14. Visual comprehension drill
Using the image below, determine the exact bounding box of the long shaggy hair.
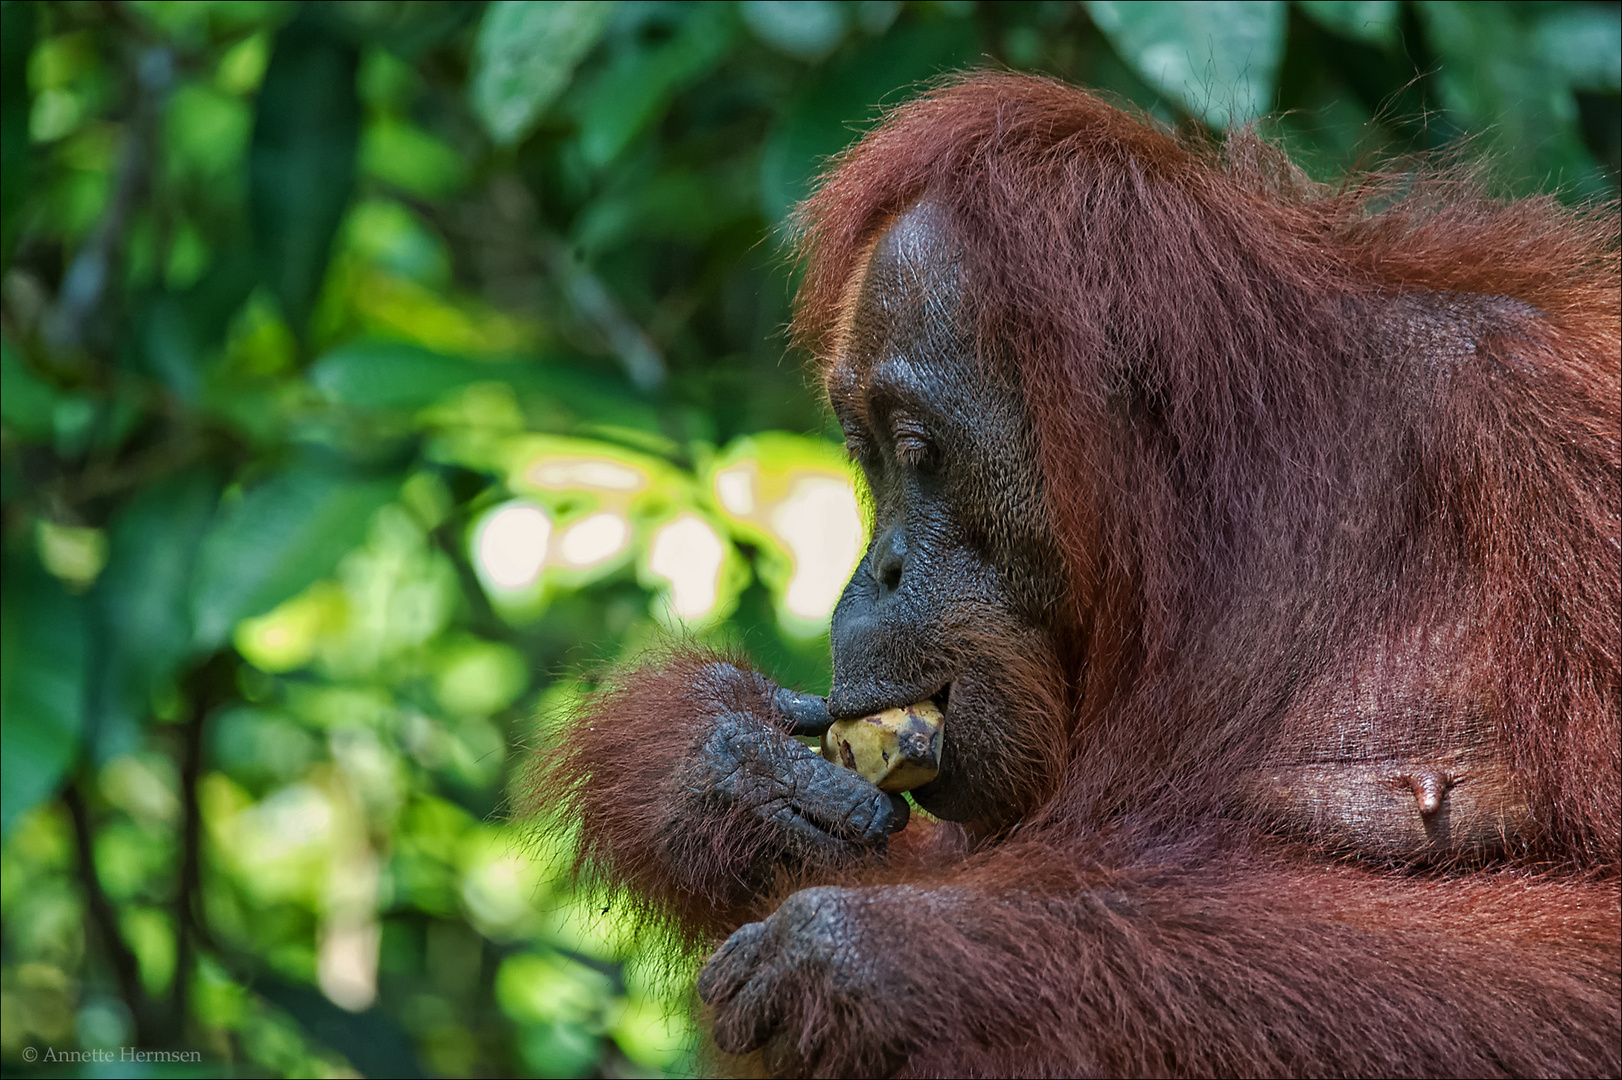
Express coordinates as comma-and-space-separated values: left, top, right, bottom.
791, 73, 1620, 869
533, 73, 1620, 1079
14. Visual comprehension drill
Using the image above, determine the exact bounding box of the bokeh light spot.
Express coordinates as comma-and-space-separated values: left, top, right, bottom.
772, 476, 865, 626
557, 511, 630, 568
648, 514, 726, 621
475, 502, 551, 588
234, 582, 347, 673
525, 457, 644, 491
714, 464, 755, 515
318, 920, 380, 1012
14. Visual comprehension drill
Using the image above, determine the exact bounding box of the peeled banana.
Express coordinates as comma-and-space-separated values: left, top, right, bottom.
821, 700, 944, 793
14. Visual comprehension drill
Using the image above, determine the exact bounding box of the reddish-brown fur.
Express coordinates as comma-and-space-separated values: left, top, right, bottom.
539, 74, 1620, 1077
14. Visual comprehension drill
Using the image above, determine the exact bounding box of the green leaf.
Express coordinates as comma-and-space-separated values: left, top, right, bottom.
741, 0, 848, 61
1534, 5, 1622, 93
361, 117, 468, 198
132, 247, 257, 403
760, 17, 978, 222
1416, 1, 1609, 199
250, 13, 361, 334
89, 471, 223, 761
434, 639, 530, 716
570, 2, 737, 169
571, 166, 747, 256
253, 978, 427, 1080
1295, 0, 1399, 48
0, 0, 35, 264
312, 338, 666, 432
472, 0, 617, 146
310, 0, 477, 58
165, 81, 254, 185
1084, 0, 1287, 128
135, 295, 209, 403
311, 339, 492, 411
1, 336, 61, 442
190, 467, 400, 649
2, 548, 88, 840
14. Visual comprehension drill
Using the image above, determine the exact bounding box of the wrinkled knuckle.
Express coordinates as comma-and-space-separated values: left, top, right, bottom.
779, 885, 852, 932
700, 726, 741, 766
704, 761, 749, 801
695, 966, 724, 1004
844, 793, 878, 833
698, 929, 761, 1004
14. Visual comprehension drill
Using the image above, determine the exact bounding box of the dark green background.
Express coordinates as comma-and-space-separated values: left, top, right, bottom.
2, 1, 1616, 1076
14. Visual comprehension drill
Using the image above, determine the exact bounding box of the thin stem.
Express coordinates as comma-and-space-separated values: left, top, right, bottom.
169, 652, 234, 1041
64, 783, 160, 1045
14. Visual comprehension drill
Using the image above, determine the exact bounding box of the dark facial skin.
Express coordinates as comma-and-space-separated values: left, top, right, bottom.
826, 202, 1067, 828
621, 205, 1064, 910
689, 207, 1072, 1073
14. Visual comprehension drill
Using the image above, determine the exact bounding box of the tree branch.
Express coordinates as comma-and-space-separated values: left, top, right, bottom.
64, 783, 162, 1046
539, 236, 667, 392
169, 652, 236, 1043
46, 45, 175, 359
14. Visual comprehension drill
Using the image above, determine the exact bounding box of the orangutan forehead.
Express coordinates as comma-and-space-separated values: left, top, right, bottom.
826, 201, 967, 415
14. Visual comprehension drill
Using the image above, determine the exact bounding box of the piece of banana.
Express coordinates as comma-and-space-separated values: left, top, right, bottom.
821, 700, 944, 793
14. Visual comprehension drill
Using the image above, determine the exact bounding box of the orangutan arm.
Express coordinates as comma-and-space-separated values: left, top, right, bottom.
697, 843, 1622, 1078
535, 655, 908, 938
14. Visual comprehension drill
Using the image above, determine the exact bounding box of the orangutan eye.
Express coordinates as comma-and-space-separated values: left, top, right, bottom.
892, 415, 936, 470
842, 425, 875, 464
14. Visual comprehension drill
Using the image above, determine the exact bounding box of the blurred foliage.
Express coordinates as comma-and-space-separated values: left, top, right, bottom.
0, 1, 1615, 1076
